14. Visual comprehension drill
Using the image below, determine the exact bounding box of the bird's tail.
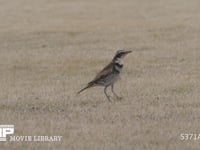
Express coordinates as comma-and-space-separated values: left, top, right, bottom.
77, 82, 94, 94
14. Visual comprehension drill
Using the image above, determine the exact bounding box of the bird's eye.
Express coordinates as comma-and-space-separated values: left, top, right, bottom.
119, 54, 123, 57
117, 54, 122, 57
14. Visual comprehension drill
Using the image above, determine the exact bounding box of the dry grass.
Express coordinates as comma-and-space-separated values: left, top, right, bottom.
1, 0, 200, 149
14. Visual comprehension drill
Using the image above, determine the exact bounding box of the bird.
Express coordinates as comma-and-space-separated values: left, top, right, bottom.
77, 49, 132, 101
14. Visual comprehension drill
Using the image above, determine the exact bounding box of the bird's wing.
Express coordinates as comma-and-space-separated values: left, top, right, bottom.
90, 62, 113, 83
78, 62, 113, 94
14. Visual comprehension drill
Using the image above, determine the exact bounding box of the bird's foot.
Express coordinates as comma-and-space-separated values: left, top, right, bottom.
106, 96, 112, 102
116, 96, 122, 100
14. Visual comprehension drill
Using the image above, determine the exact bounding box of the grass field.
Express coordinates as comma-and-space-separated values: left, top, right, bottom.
1, 0, 200, 149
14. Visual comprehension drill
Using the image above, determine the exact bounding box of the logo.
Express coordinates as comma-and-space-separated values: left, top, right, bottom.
0, 124, 62, 142
0, 125, 14, 141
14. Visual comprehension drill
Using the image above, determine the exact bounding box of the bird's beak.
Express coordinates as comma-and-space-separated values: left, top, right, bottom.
124, 50, 132, 55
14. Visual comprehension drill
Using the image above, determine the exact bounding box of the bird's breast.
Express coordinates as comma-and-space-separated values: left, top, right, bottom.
114, 62, 123, 73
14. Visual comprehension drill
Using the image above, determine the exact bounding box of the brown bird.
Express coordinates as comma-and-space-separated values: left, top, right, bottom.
77, 49, 132, 101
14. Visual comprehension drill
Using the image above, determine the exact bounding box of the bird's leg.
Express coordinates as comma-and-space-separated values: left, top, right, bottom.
111, 84, 122, 100
104, 86, 111, 102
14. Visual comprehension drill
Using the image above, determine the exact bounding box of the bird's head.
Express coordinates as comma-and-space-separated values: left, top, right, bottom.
113, 49, 132, 61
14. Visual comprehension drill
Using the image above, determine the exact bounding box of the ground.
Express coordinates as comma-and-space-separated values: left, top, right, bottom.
1, 0, 200, 149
